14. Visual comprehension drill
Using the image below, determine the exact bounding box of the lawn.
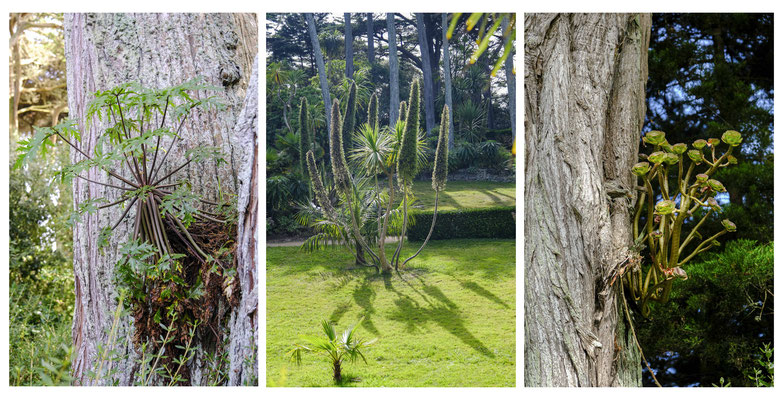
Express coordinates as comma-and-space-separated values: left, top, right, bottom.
406, 180, 516, 211
266, 239, 515, 387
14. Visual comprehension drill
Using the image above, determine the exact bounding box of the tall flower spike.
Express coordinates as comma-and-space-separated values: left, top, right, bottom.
432, 105, 450, 191
397, 78, 420, 184
329, 98, 351, 192
367, 92, 379, 132
306, 150, 335, 218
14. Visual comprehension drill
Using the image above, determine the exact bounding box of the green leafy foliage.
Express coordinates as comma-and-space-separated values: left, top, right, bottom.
288, 317, 375, 383
408, 206, 515, 241
637, 240, 773, 387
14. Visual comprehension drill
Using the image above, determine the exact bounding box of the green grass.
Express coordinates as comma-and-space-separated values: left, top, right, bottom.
266, 239, 515, 387
408, 180, 515, 211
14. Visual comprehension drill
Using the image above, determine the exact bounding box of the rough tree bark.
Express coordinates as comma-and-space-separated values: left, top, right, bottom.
64, 13, 258, 385
441, 13, 455, 149
387, 13, 400, 125
227, 54, 259, 386
306, 13, 331, 130
502, 17, 516, 143
415, 13, 435, 135
344, 13, 353, 80
524, 13, 651, 387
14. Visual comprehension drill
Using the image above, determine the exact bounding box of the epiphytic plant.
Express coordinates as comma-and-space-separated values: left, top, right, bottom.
302, 78, 448, 273
624, 129, 742, 317
15, 77, 239, 383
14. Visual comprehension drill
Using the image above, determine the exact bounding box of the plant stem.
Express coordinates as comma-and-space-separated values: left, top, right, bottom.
402, 190, 439, 267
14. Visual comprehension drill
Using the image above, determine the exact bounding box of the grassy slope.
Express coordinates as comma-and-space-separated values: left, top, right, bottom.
407, 181, 516, 211
266, 239, 515, 387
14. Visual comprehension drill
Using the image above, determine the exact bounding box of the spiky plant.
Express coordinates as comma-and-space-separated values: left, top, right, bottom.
303, 77, 444, 274
367, 92, 379, 132
391, 78, 420, 269
403, 104, 449, 267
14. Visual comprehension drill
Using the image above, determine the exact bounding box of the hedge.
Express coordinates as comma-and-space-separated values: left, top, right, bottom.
407, 206, 516, 241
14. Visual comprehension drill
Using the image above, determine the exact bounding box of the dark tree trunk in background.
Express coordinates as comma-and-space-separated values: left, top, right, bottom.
387, 13, 400, 125
344, 13, 353, 79
524, 13, 651, 387
416, 13, 435, 135
425, 14, 442, 103
502, 17, 516, 143
441, 13, 455, 149
367, 13, 375, 63
306, 13, 331, 130
64, 13, 258, 385
482, 57, 494, 130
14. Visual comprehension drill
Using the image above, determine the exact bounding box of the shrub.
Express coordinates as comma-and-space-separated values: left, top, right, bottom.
408, 206, 515, 241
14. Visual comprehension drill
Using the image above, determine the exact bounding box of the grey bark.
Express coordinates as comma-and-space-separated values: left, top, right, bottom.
366, 13, 375, 63
344, 13, 353, 79
441, 13, 455, 150
228, 54, 259, 386
306, 13, 331, 130
387, 13, 400, 125
415, 13, 435, 135
502, 17, 516, 143
64, 12, 258, 385
524, 13, 651, 387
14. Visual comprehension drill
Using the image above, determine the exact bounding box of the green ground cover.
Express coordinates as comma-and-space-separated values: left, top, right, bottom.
266, 239, 516, 387
407, 180, 516, 211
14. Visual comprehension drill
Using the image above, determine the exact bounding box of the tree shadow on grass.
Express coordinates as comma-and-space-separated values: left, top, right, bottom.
351, 274, 379, 335
386, 271, 495, 358
455, 277, 509, 309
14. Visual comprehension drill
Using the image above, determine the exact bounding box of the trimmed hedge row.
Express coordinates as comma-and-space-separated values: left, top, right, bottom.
407, 206, 516, 241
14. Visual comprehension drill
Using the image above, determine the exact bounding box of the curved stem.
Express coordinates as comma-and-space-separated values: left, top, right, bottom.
402, 190, 439, 267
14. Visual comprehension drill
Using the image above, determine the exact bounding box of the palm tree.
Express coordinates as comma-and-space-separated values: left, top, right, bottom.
289, 317, 375, 383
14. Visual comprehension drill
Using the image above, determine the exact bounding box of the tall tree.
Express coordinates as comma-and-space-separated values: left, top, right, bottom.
306, 13, 331, 130
63, 13, 258, 385
344, 13, 353, 79
441, 13, 455, 149
387, 13, 400, 125
502, 16, 516, 143
415, 13, 435, 135
524, 13, 652, 386
366, 13, 375, 63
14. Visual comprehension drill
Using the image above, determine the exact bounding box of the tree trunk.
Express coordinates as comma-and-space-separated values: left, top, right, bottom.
306, 13, 331, 130
482, 57, 494, 131
441, 13, 455, 149
524, 13, 651, 387
502, 17, 516, 143
415, 13, 435, 135
344, 13, 353, 80
387, 13, 400, 126
228, 54, 259, 386
64, 12, 258, 386
366, 13, 375, 64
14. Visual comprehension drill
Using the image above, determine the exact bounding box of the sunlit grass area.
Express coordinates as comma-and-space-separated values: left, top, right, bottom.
407, 180, 515, 211
266, 239, 515, 387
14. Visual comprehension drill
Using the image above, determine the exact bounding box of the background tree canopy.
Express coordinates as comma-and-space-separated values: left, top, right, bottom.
639, 13, 773, 387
